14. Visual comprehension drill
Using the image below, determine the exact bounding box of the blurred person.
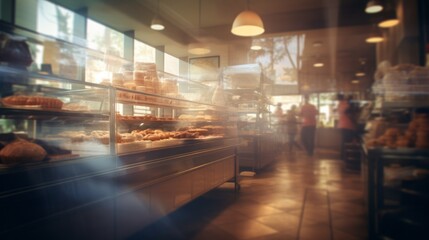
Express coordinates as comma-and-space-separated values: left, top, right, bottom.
300, 95, 319, 156
337, 93, 358, 161
274, 102, 286, 146
285, 105, 301, 153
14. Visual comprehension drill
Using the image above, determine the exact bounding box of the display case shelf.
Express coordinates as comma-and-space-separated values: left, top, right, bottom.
0, 106, 110, 119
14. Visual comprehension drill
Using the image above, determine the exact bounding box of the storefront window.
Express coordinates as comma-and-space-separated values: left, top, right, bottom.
15, 0, 83, 43
164, 53, 179, 75
249, 34, 305, 87
134, 40, 156, 63
318, 92, 337, 128
15, 0, 86, 80
270, 95, 302, 115
86, 19, 126, 84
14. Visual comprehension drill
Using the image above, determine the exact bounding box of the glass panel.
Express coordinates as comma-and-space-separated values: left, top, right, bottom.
15, 0, 85, 45
248, 34, 305, 86
164, 53, 179, 75
318, 92, 337, 128
85, 19, 128, 84
0, 65, 112, 163
134, 40, 155, 63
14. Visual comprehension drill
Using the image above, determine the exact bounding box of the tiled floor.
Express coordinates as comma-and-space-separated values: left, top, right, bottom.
130, 149, 367, 240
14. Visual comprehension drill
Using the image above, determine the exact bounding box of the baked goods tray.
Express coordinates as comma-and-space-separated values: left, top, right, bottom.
116, 97, 190, 109
0, 106, 110, 119
117, 139, 184, 153
181, 136, 224, 143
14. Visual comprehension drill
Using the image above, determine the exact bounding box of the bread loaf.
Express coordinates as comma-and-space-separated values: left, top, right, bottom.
0, 140, 47, 165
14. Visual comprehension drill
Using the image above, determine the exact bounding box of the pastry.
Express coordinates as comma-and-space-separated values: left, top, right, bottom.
2, 95, 63, 109
0, 139, 47, 164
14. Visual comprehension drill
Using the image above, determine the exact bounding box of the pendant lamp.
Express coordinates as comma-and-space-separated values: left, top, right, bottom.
366, 31, 384, 43
188, 0, 210, 55
377, 2, 399, 28
313, 62, 324, 68
365, 0, 383, 14
231, 0, 264, 37
188, 43, 211, 55
378, 14, 399, 28
151, 0, 164, 30
355, 58, 366, 77
250, 38, 262, 50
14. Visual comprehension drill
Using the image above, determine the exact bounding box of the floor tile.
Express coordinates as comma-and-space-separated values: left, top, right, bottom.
254, 212, 301, 234
216, 219, 278, 239
299, 223, 332, 240
131, 149, 367, 240
227, 202, 285, 218
333, 229, 367, 240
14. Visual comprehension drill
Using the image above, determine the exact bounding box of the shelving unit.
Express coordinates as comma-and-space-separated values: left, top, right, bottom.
363, 147, 429, 240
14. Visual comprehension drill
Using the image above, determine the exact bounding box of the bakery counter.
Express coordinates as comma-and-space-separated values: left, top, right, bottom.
113, 137, 239, 239
0, 154, 116, 194
0, 154, 117, 239
0, 137, 239, 239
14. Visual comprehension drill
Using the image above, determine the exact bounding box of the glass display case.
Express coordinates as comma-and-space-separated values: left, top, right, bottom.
0, 67, 237, 167
221, 64, 278, 171
0, 65, 113, 166
362, 63, 429, 239
0, 25, 238, 167
0, 15, 239, 240
114, 70, 237, 155
222, 64, 272, 135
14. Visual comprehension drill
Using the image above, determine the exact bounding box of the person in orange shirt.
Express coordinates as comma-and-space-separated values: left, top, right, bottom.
337, 94, 357, 161
300, 95, 319, 156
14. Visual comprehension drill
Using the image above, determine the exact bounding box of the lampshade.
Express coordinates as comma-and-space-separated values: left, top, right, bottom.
250, 38, 262, 50
366, 26, 384, 43
378, 11, 399, 28
355, 71, 366, 77
313, 62, 324, 68
231, 10, 264, 37
188, 43, 211, 55
365, 0, 383, 14
366, 36, 384, 43
151, 0, 164, 31
150, 16, 165, 30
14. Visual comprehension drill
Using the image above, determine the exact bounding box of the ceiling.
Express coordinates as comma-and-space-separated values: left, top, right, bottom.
50, 0, 380, 93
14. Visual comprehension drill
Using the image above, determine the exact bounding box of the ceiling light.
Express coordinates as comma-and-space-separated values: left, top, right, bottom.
366, 36, 384, 43
351, 80, 360, 84
378, 10, 399, 28
151, 0, 164, 31
355, 71, 366, 77
150, 17, 165, 30
188, 43, 211, 55
379, 18, 399, 28
188, 0, 211, 55
231, 0, 264, 37
366, 26, 384, 43
231, 10, 264, 37
365, 0, 383, 14
313, 62, 324, 68
250, 38, 262, 50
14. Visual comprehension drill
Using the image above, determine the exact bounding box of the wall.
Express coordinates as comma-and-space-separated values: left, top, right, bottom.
377, 0, 422, 66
